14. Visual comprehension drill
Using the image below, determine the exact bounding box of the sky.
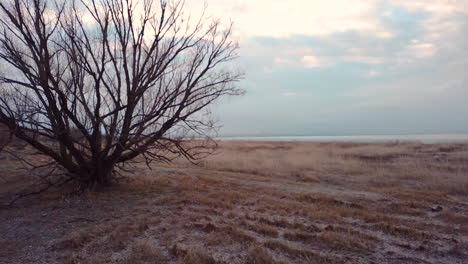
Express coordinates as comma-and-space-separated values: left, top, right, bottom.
195, 0, 468, 136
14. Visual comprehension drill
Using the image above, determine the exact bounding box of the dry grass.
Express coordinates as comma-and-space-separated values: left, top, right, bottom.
177, 141, 468, 196
245, 246, 278, 264
240, 220, 279, 237
263, 240, 341, 264
1, 141, 468, 263
126, 239, 164, 263
173, 246, 217, 264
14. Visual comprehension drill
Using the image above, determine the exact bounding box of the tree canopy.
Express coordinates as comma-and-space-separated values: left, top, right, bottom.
0, 0, 243, 189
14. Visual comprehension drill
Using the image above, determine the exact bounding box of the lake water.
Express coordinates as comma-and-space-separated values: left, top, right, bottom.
217, 134, 468, 144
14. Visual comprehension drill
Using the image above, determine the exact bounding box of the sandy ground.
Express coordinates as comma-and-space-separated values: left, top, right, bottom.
0, 141, 467, 263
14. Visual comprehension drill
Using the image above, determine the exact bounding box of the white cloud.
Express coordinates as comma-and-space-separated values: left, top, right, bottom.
281, 92, 298, 97
394, 0, 468, 50
409, 43, 435, 58
392, 0, 468, 15
366, 70, 379, 78
273, 57, 295, 66
187, 0, 388, 38
301, 56, 322, 68
345, 55, 383, 64
187, 0, 468, 70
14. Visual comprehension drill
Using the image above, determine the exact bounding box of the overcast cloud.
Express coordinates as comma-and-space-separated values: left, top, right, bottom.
187, 0, 468, 136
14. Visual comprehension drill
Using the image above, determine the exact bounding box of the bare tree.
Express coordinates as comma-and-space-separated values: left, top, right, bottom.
0, 124, 12, 152
0, 0, 243, 189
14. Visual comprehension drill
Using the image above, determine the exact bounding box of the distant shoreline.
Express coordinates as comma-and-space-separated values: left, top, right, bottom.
215, 134, 468, 144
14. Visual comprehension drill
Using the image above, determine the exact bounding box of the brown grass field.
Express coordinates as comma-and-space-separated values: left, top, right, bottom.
1, 141, 467, 263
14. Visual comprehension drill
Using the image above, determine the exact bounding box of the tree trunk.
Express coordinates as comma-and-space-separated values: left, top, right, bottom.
78, 163, 114, 190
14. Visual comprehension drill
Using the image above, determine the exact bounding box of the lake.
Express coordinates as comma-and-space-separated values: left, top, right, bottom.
217, 134, 468, 144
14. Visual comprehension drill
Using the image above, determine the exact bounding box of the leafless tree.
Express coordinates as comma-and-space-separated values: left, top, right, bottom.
0, 0, 243, 189
0, 124, 12, 152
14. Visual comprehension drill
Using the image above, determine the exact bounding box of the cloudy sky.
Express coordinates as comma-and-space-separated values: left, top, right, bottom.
190, 0, 468, 136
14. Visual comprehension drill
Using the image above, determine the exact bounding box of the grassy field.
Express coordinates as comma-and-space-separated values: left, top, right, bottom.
1, 141, 467, 263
